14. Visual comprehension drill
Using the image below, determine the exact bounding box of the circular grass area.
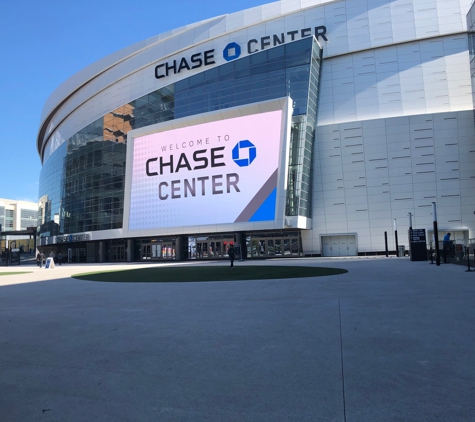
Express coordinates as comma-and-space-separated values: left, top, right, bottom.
72, 265, 348, 283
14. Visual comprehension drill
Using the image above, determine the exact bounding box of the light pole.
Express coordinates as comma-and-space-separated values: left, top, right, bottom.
432, 202, 440, 266
394, 219, 399, 257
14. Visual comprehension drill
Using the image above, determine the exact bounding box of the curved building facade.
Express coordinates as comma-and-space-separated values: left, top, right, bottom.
37, 0, 475, 261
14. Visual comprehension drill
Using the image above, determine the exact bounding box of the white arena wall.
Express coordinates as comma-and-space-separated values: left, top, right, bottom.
304, 109, 475, 255
305, 26, 475, 255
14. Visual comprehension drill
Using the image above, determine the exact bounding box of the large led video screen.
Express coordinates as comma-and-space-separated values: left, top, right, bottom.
126, 109, 285, 231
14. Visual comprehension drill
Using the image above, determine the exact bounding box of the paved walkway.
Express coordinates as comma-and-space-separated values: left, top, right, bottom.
1, 257, 474, 421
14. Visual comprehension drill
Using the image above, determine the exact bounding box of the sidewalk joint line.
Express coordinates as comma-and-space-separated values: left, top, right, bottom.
339, 298, 347, 422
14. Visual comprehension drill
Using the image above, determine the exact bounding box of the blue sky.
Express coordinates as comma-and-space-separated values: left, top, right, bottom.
0, 0, 270, 203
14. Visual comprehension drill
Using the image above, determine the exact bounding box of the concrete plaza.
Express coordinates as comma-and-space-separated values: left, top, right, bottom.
0, 257, 474, 421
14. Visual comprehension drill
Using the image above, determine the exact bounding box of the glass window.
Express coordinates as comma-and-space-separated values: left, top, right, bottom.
39, 37, 322, 238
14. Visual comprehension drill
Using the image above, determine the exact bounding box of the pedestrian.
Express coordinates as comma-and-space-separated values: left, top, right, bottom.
37, 252, 42, 268
41, 252, 45, 267
442, 232, 451, 263
228, 244, 235, 269
443, 232, 451, 248
58, 252, 62, 265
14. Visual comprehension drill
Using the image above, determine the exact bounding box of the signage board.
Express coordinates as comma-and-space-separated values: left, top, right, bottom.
154, 26, 327, 80
409, 229, 428, 261
123, 98, 291, 236
45, 257, 55, 269
56, 233, 91, 243
234, 244, 241, 259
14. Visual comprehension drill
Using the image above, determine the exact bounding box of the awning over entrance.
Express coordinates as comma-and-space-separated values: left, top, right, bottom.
0, 226, 37, 250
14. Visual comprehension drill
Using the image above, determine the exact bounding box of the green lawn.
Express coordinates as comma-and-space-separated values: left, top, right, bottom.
73, 265, 348, 283
0, 272, 32, 276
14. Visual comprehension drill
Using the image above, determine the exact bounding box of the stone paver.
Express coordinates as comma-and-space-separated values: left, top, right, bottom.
1, 257, 474, 421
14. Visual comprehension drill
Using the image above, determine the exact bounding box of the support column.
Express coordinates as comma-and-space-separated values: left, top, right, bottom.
394, 219, 399, 257
235, 232, 247, 260
432, 202, 440, 266
175, 236, 188, 261
176, 236, 182, 261
98, 241, 105, 263
127, 239, 134, 262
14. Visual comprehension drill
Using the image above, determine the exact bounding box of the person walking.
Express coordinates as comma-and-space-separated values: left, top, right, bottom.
57, 252, 62, 265
442, 232, 451, 263
37, 252, 42, 268
443, 232, 451, 247
228, 244, 235, 269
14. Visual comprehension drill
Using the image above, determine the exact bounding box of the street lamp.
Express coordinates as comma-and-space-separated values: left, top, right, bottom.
394, 219, 399, 257
432, 202, 440, 266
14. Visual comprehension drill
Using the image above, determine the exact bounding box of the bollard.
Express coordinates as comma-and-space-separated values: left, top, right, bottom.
466, 246, 472, 272
430, 246, 434, 264
384, 231, 388, 257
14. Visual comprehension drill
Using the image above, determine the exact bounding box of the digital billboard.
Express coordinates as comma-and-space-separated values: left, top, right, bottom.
126, 108, 286, 232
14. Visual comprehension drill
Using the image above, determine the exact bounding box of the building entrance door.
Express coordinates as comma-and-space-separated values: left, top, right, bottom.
161, 243, 175, 259
248, 236, 300, 257
255, 239, 268, 256
142, 244, 151, 260
111, 245, 125, 261
70, 248, 86, 262
321, 235, 357, 257
196, 239, 233, 259
151, 243, 160, 259
322, 237, 332, 257
141, 242, 175, 260
196, 241, 207, 258
204, 241, 224, 258
347, 236, 357, 255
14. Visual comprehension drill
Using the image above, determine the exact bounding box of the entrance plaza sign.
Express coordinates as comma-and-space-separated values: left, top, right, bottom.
123, 98, 292, 236
56, 233, 91, 243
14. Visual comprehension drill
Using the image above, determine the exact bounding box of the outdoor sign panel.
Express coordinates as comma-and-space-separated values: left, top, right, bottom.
124, 100, 290, 234
409, 229, 428, 261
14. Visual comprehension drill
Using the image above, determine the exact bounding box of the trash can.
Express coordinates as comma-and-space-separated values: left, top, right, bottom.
398, 245, 405, 257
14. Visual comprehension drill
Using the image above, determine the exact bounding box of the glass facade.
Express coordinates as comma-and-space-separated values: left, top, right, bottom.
0, 205, 37, 232
20, 209, 38, 230
38, 36, 322, 240
5, 210, 13, 229
468, 2, 475, 109
245, 231, 302, 258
